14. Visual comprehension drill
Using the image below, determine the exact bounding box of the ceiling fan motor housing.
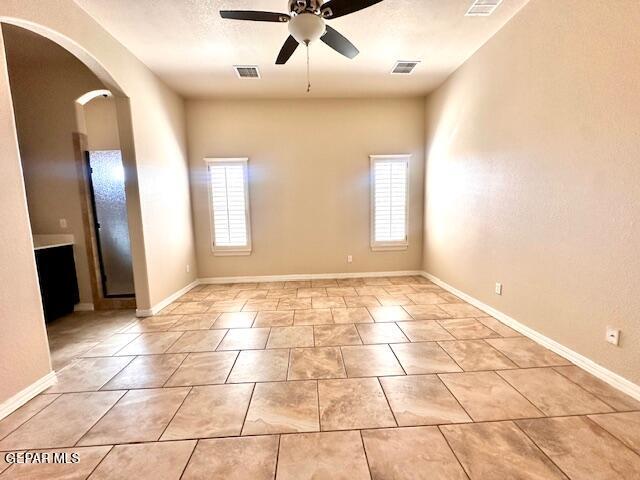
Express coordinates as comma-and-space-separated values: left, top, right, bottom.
288, 12, 326, 44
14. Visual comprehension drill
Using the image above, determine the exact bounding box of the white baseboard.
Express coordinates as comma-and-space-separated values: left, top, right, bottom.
421, 271, 640, 401
136, 280, 199, 318
0, 371, 57, 422
74, 303, 94, 312
199, 270, 423, 285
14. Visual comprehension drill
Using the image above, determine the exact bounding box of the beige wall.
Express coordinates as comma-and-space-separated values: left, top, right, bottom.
84, 96, 120, 151
187, 98, 425, 278
4, 24, 104, 305
0, 26, 51, 404
423, 0, 640, 383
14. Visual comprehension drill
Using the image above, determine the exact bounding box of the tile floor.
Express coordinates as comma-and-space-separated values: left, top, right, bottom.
1, 275, 639, 479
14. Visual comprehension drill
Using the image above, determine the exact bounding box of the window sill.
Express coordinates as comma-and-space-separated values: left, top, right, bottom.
212, 249, 252, 257
371, 244, 408, 252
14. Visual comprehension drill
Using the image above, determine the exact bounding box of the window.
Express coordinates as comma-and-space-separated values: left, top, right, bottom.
205, 158, 251, 255
370, 155, 410, 251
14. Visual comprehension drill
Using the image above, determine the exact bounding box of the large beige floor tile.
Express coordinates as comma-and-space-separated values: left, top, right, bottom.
398, 321, 454, 341
161, 384, 253, 440
318, 377, 396, 430
277, 298, 312, 310
391, 342, 462, 374
439, 318, 500, 339
267, 326, 314, 349
325, 287, 357, 297
2, 446, 111, 480
0, 391, 124, 450
341, 344, 404, 377
356, 323, 408, 344
438, 303, 485, 318
0, 394, 60, 441
362, 426, 467, 480
441, 421, 567, 479
554, 366, 640, 411
169, 313, 219, 331
89, 440, 196, 480
124, 316, 180, 333
212, 311, 256, 328
293, 309, 334, 326
115, 332, 183, 356
375, 294, 412, 306
406, 292, 447, 305
283, 280, 311, 289
343, 295, 381, 308
312, 297, 346, 309
330, 307, 374, 323
242, 299, 279, 312
48, 358, 132, 393
486, 337, 571, 367
313, 324, 361, 346
404, 304, 450, 321
368, 306, 412, 322
228, 349, 289, 383
172, 302, 210, 315
78, 388, 189, 445
101, 354, 187, 390
208, 299, 246, 313
182, 436, 278, 480
277, 431, 370, 480
243, 381, 319, 435
438, 340, 516, 371
439, 372, 543, 421
589, 412, 640, 453
79, 333, 139, 357
165, 351, 237, 386
288, 347, 346, 380
167, 330, 227, 353
498, 368, 614, 416
217, 328, 269, 350
297, 288, 327, 298
477, 316, 521, 337
253, 310, 294, 327
518, 416, 640, 479
380, 375, 471, 426
266, 288, 298, 299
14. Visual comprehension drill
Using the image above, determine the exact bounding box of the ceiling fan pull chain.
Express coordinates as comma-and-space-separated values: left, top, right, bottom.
306, 41, 311, 93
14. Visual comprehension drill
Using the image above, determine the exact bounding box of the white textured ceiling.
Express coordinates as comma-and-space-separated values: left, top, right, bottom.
73, 0, 529, 98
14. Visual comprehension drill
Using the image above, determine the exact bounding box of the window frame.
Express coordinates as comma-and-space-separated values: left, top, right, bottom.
370, 154, 411, 252
204, 157, 252, 256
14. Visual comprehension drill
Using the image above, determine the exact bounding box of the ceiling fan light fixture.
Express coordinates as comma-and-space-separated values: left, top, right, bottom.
288, 13, 326, 44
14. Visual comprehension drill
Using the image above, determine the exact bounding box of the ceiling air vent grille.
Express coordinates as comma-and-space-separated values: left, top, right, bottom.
465, 0, 503, 17
234, 65, 261, 79
391, 61, 421, 75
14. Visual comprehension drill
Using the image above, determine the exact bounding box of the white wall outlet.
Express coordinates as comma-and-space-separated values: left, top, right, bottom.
59, 218, 68, 229
495, 282, 503, 295
186, 264, 190, 273
347, 255, 353, 263
606, 327, 620, 346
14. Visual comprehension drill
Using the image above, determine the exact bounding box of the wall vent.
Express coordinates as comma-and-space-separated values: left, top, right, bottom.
391, 61, 421, 75
465, 0, 503, 17
234, 65, 261, 79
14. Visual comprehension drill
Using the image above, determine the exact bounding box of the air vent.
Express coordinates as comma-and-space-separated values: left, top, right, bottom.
465, 0, 503, 17
391, 61, 421, 75
234, 65, 261, 79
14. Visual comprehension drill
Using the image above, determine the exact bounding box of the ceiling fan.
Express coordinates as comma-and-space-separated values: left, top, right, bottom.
220, 0, 384, 65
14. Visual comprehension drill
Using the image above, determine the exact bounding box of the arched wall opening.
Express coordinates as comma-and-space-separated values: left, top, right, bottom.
0, 1, 195, 413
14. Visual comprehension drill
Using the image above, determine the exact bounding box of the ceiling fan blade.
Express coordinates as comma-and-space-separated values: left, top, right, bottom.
321, 0, 384, 19
220, 10, 290, 23
321, 26, 359, 59
276, 36, 299, 64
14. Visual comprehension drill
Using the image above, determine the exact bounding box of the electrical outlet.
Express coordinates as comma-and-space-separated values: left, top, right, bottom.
495, 282, 503, 295
186, 264, 190, 273
347, 255, 353, 263
606, 327, 620, 346
59, 218, 67, 229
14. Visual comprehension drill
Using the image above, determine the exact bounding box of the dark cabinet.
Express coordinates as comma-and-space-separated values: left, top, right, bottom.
34, 245, 80, 323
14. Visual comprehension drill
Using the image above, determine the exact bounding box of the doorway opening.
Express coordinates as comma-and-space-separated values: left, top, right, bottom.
86, 149, 135, 298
